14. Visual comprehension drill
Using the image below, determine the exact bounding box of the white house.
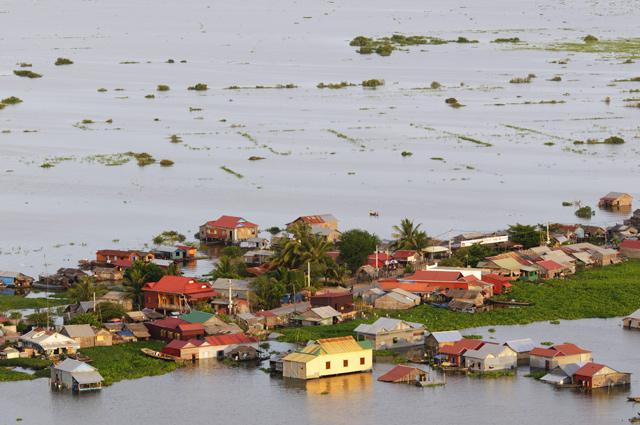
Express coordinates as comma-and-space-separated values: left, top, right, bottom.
19, 329, 80, 357
51, 358, 103, 392
464, 344, 518, 372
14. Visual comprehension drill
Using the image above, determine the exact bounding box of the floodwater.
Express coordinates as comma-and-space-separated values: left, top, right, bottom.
1, 318, 639, 424
0, 0, 639, 274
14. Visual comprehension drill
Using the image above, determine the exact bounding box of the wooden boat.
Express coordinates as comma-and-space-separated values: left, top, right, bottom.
140, 348, 183, 362
628, 397, 640, 402
369, 210, 379, 217
488, 299, 533, 307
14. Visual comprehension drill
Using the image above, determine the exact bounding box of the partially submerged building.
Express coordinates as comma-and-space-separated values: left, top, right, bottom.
354, 318, 426, 350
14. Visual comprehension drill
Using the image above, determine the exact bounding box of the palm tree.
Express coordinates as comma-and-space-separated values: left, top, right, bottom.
165, 262, 181, 276
123, 262, 150, 309
208, 256, 240, 280
391, 218, 430, 252
68, 275, 103, 303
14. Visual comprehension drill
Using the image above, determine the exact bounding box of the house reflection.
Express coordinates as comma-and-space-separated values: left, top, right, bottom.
282, 372, 374, 396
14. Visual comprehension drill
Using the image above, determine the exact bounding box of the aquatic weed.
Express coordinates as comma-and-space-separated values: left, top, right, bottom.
54, 57, 73, 66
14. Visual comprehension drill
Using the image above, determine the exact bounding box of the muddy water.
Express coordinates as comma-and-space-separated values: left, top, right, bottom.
0, 0, 638, 275
1, 318, 638, 424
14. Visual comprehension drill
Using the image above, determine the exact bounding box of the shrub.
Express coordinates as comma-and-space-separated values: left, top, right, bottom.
430, 81, 442, 89
603, 136, 624, 144
159, 159, 174, 167
358, 46, 374, 54
445, 97, 464, 108
350, 36, 372, 47
376, 44, 394, 56
54, 57, 73, 66
13, 70, 42, 78
188, 83, 208, 91
157, 84, 170, 91
583, 34, 599, 43
575, 206, 594, 219
2, 96, 22, 105
362, 79, 384, 88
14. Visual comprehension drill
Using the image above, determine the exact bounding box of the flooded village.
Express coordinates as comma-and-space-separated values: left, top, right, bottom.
2, 0, 640, 423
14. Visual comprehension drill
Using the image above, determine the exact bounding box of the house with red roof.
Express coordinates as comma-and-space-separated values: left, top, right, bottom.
530, 343, 593, 370
439, 338, 485, 366
573, 362, 631, 389
367, 252, 396, 269
393, 250, 419, 264
378, 365, 429, 384
379, 270, 471, 295
535, 259, 567, 279
620, 239, 640, 259
145, 317, 206, 341
481, 274, 512, 295
198, 215, 259, 244
96, 250, 154, 264
287, 214, 340, 242
143, 276, 219, 312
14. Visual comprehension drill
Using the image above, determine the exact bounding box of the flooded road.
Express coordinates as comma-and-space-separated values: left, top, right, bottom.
0, 0, 639, 274
1, 318, 639, 424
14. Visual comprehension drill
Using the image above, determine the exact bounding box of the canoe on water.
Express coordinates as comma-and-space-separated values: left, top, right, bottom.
141, 348, 183, 362
628, 397, 640, 402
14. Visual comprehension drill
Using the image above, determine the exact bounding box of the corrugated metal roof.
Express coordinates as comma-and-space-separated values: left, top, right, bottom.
504, 338, 535, 353
283, 352, 317, 363
62, 324, 95, 338
354, 317, 424, 335
318, 336, 365, 354
465, 343, 512, 359
429, 330, 463, 343
72, 371, 104, 384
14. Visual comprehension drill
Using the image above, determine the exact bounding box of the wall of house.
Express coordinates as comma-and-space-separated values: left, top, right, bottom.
374, 297, 412, 310
530, 353, 593, 370
588, 371, 631, 388
623, 317, 640, 329
465, 351, 517, 371
285, 350, 372, 379
367, 330, 425, 350
621, 248, 640, 259
283, 360, 307, 379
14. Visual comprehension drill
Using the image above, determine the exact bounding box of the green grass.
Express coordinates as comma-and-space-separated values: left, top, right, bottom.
80, 341, 180, 386
279, 261, 640, 342
545, 37, 640, 56
0, 294, 68, 311
468, 369, 515, 378
0, 368, 35, 382
0, 358, 53, 382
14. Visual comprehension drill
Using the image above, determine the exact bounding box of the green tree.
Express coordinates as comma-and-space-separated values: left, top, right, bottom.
338, 229, 379, 272
123, 261, 164, 309
391, 218, 430, 252
96, 301, 126, 322
221, 246, 242, 258
68, 276, 105, 303
208, 256, 241, 280
27, 312, 50, 327
165, 262, 181, 276
69, 313, 102, 327
250, 275, 286, 310
508, 224, 543, 248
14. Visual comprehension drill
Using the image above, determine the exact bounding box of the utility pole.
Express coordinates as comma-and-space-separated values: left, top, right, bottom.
546, 222, 550, 245
307, 261, 311, 287
375, 246, 379, 276
448, 230, 452, 257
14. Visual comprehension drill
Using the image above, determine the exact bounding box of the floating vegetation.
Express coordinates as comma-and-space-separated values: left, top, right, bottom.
169, 134, 182, 144
493, 37, 521, 43
39, 156, 74, 168
97, 88, 108, 92
613, 76, 640, 83
575, 206, 594, 219
401, 151, 413, 157
2, 96, 22, 105
509, 74, 536, 84
166, 59, 175, 63
431, 157, 444, 161
130, 152, 155, 166
119, 61, 139, 64
457, 135, 492, 147
545, 37, 640, 56
13, 70, 42, 78
226, 84, 297, 89
159, 159, 174, 167
455, 36, 478, 44
549, 76, 562, 82
445, 97, 464, 108
144, 94, 155, 99
544, 142, 555, 146
157, 84, 170, 92
248, 156, 265, 161
578, 136, 625, 145
220, 165, 243, 178
316, 81, 356, 89
18, 62, 32, 67
239, 132, 257, 143
349, 34, 448, 56
362, 79, 384, 88
54, 57, 73, 66
562, 201, 573, 207
0, 104, 5, 110
327, 129, 365, 148
503, 124, 576, 142
188, 83, 208, 91
430, 81, 442, 89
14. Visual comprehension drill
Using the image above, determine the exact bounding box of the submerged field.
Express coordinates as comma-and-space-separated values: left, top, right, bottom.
279, 260, 640, 342
0, 0, 639, 276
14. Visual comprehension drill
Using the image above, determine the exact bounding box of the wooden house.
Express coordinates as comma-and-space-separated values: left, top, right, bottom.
622, 308, 640, 329
97, 291, 133, 311
354, 318, 425, 350
95, 250, 154, 264
176, 245, 198, 259
145, 318, 205, 341
51, 359, 103, 393
19, 329, 79, 357
310, 292, 353, 313
287, 214, 340, 242
392, 250, 419, 264
540, 362, 584, 386
535, 260, 567, 279
573, 362, 631, 389
282, 336, 372, 380
61, 325, 97, 348
437, 338, 483, 366
199, 215, 259, 244
151, 246, 185, 261
503, 338, 535, 365
292, 306, 341, 327
463, 344, 517, 372
620, 239, 640, 259
143, 276, 219, 312
599, 192, 632, 208
529, 343, 593, 370
373, 289, 421, 310
425, 330, 463, 355
0, 271, 33, 288
377, 365, 429, 384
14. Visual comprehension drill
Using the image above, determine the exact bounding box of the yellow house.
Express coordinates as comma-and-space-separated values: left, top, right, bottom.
283, 336, 372, 380
287, 214, 340, 243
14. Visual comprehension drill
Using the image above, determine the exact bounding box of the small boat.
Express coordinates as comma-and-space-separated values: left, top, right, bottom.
140, 348, 183, 362
369, 210, 379, 217
628, 397, 640, 402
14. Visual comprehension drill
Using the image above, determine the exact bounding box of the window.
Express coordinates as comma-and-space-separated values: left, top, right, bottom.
343, 359, 349, 367
325, 361, 331, 370
360, 357, 365, 365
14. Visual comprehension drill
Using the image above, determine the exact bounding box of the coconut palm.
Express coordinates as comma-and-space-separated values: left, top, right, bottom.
123, 262, 150, 309
391, 218, 430, 252
68, 275, 104, 303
